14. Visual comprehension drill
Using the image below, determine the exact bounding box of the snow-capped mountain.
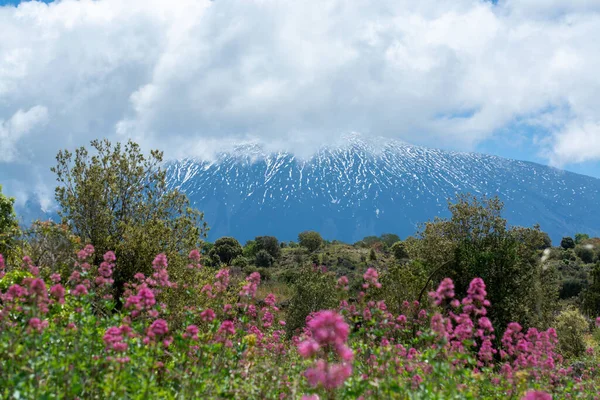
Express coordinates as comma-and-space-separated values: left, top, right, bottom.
164, 135, 600, 244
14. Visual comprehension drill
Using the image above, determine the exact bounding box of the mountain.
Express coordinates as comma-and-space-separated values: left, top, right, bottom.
163, 135, 600, 244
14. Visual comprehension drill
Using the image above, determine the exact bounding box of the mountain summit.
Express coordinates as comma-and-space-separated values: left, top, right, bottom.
164, 136, 600, 244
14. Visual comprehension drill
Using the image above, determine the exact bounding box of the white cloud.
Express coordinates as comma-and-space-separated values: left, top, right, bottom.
0, 105, 48, 162
0, 0, 599, 200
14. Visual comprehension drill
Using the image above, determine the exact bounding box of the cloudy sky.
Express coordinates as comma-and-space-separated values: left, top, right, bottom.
1, 0, 600, 207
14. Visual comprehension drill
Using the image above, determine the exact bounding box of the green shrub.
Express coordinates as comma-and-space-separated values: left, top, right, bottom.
0, 269, 34, 292
285, 266, 337, 336
555, 308, 589, 358
255, 249, 274, 268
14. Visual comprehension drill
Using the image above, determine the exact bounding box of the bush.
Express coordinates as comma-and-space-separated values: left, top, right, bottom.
561, 237, 576, 249
555, 308, 589, 358
391, 241, 409, 261
575, 245, 596, 264
254, 236, 281, 259
255, 249, 275, 268
213, 237, 243, 265
285, 266, 337, 336
298, 231, 323, 252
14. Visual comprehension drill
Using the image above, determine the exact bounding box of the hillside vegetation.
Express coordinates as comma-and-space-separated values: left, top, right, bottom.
1, 140, 599, 399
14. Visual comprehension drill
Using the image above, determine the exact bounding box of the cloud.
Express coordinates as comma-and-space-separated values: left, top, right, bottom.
0, 0, 599, 201
0, 105, 48, 162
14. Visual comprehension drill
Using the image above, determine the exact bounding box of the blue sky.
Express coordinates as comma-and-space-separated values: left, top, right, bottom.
1, 0, 600, 207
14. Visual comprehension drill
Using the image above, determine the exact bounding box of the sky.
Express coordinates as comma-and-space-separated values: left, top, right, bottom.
1, 0, 600, 208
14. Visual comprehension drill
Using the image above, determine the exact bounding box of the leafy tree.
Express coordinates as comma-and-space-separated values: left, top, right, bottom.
0, 185, 19, 261
412, 194, 559, 334
391, 241, 409, 261
561, 236, 575, 249
213, 237, 243, 265
368, 247, 377, 261
575, 245, 595, 264
555, 308, 589, 358
285, 265, 337, 336
298, 231, 323, 252
380, 233, 401, 248
582, 262, 600, 317
255, 249, 274, 268
575, 233, 590, 245
51, 139, 208, 298
254, 236, 280, 259
22, 220, 80, 279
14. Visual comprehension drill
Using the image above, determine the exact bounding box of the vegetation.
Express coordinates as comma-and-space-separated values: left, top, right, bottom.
51, 139, 208, 299
1, 139, 600, 398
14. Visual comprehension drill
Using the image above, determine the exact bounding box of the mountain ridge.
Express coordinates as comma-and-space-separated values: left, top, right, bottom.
164, 136, 600, 244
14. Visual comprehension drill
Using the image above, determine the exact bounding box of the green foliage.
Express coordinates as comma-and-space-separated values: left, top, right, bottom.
412, 194, 559, 333
575, 245, 596, 264
21, 221, 80, 279
213, 237, 243, 265
391, 241, 409, 261
0, 185, 20, 264
285, 266, 337, 336
255, 249, 274, 268
561, 237, 575, 249
575, 233, 590, 245
0, 269, 33, 292
231, 256, 249, 268
376, 260, 428, 314
368, 247, 377, 261
298, 231, 323, 252
380, 233, 401, 248
51, 139, 208, 297
582, 262, 600, 317
254, 236, 281, 259
554, 308, 589, 358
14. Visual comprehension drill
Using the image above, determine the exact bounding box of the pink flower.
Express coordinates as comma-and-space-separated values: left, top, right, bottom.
72, 284, 88, 296
430, 278, 455, 305
185, 325, 199, 339
152, 254, 168, 270
305, 360, 352, 390
308, 310, 349, 346
298, 340, 320, 358
148, 319, 169, 338
50, 273, 61, 283
337, 276, 349, 291
218, 320, 236, 336
28, 318, 48, 333
200, 309, 215, 322
301, 395, 320, 400
521, 391, 552, 400
189, 249, 201, 261
363, 268, 381, 289
264, 293, 276, 307
137, 287, 156, 308
49, 284, 65, 304
596, 317, 600, 327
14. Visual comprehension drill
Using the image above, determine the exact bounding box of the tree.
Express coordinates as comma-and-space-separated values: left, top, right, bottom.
575, 245, 595, 264
575, 233, 590, 245
254, 236, 281, 259
298, 231, 323, 252
561, 236, 575, 249
380, 233, 401, 248
255, 249, 274, 268
213, 237, 243, 265
412, 194, 559, 334
52, 139, 208, 298
391, 241, 409, 261
368, 248, 377, 261
0, 185, 19, 263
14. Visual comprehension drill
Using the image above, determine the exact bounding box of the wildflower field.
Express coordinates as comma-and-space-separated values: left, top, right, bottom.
1, 247, 599, 399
